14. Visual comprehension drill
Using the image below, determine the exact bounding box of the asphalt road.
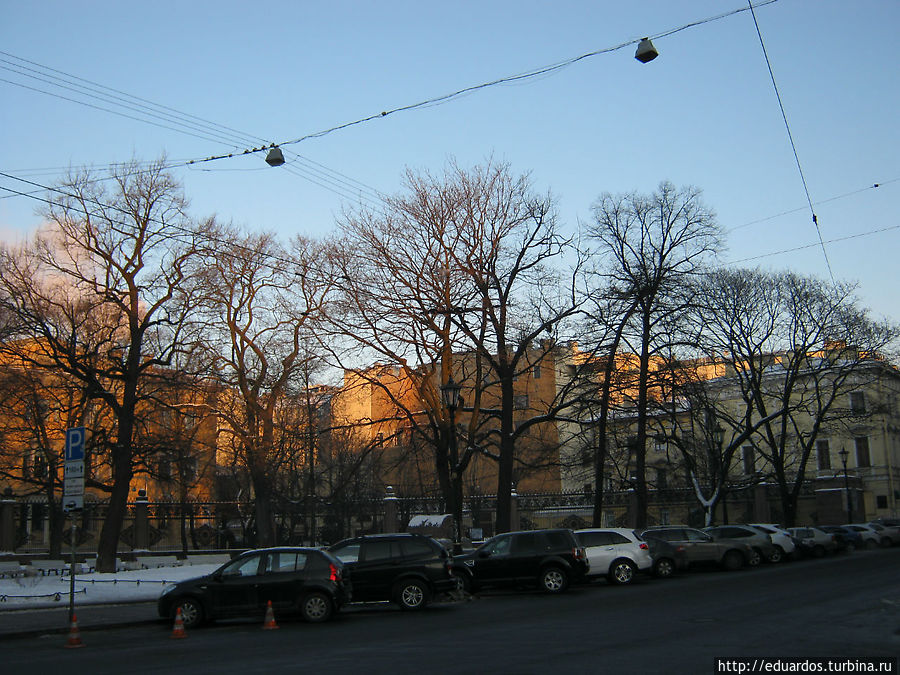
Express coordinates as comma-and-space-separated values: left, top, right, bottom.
2, 548, 898, 674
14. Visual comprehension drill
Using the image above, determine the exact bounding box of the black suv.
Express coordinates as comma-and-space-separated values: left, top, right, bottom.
452, 528, 589, 594
157, 547, 350, 627
327, 533, 457, 610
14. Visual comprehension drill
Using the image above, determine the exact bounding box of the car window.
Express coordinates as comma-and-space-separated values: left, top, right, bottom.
578, 531, 612, 547
329, 542, 361, 563
265, 551, 308, 573
400, 538, 437, 560
682, 529, 708, 542
364, 540, 395, 561
609, 532, 631, 545
221, 553, 262, 577
511, 532, 539, 554
542, 530, 572, 550
485, 534, 513, 556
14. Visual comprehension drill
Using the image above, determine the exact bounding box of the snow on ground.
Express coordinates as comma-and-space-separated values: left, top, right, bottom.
0, 564, 221, 610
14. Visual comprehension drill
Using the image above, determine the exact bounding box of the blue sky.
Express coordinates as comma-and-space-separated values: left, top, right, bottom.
2, 1, 898, 321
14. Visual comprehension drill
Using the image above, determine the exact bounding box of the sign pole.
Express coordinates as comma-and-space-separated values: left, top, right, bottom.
68, 517, 76, 625
63, 427, 86, 627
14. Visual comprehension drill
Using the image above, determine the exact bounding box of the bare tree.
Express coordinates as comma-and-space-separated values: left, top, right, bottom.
585, 182, 721, 528
694, 268, 898, 526
333, 160, 581, 535
192, 224, 334, 546
0, 158, 204, 571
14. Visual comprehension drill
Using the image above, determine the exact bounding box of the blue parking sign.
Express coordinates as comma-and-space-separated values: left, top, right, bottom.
65, 427, 85, 461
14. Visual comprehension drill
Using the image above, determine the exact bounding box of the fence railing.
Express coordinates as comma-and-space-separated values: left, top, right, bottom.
0, 480, 839, 555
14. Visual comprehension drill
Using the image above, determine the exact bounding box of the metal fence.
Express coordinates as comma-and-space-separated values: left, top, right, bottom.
1, 482, 816, 555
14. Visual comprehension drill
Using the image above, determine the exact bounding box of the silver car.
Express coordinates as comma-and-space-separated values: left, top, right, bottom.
575, 528, 654, 585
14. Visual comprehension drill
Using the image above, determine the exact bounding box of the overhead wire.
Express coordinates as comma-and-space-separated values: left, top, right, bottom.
746, 0, 834, 284
181, 0, 782, 168
0, 52, 386, 209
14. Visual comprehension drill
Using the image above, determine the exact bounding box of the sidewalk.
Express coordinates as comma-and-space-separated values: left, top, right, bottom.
0, 600, 160, 640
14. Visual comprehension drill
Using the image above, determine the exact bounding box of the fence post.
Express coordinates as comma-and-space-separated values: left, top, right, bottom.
0, 489, 15, 552
383, 486, 399, 533
510, 485, 520, 531
134, 489, 149, 549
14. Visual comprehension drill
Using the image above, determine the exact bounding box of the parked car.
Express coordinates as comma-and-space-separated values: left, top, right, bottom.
841, 524, 882, 549
642, 536, 689, 578
866, 522, 900, 546
703, 525, 779, 564
327, 533, 457, 610
749, 523, 798, 559
786, 527, 838, 557
157, 547, 350, 628
574, 528, 653, 584
452, 528, 589, 594
640, 526, 755, 570
819, 525, 863, 552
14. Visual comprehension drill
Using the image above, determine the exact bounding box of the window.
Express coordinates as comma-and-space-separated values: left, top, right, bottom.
608, 532, 631, 545
854, 436, 871, 467
816, 440, 831, 471
577, 531, 612, 547
399, 539, 436, 560
266, 551, 307, 573
876, 495, 888, 509
364, 540, 394, 561
541, 530, 571, 550
655, 468, 668, 489
511, 532, 539, 553
329, 542, 360, 563
660, 509, 670, 526
533, 364, 541, 379
742, 446, 755, 475
654, 437, 667, 453
513, 394, 529, 410
222, 554, 262, 577
850, 392, 866, 414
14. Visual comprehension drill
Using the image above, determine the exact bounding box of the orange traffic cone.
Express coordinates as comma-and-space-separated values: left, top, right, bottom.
64, 613, 84, 649
262, 600, 279, 630
170, 607, 187, 639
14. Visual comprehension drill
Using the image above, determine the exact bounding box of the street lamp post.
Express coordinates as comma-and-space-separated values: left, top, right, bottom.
441, 377, 463, 554
711, 424, 727, 524
839, 447, 853, 523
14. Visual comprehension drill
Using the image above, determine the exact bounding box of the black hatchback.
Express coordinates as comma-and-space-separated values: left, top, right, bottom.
157, 547, 350, 627
327, 533, 457, 610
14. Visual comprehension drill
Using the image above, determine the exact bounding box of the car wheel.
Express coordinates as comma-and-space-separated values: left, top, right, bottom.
300, 591, 333, 623
722, 550, 743, 571
394, 579, 430, 610
767, 546, 783, 563
539, 566, 568, 593
609, 559, 636, 585
654, 557, 676, 578
175, 598, 204, 628
453, 570, 473, 594
747, 548, 762, 567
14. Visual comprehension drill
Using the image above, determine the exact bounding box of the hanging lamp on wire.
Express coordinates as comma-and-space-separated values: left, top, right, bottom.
265, 146, 286, 167
635, 37, 659, 63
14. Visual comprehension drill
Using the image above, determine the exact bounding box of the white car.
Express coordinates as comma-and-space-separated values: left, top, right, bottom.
749, 523, 797, 561
786, 527, 838, 557
842, 524, 882, 549
862, 523, 899, 547
575, 528, 654, 585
